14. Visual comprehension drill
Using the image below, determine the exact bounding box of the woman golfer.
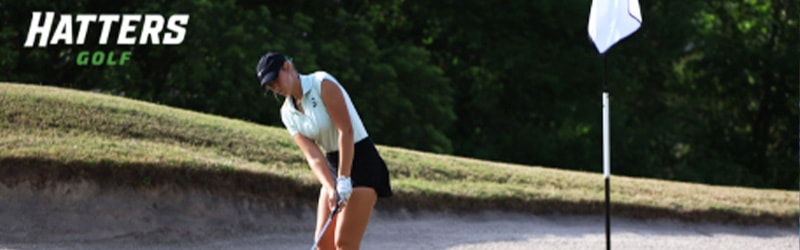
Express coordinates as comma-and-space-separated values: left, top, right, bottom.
256, 52, 392, 250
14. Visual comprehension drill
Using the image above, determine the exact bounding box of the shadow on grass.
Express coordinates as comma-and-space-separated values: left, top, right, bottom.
379, 189, 793, 226
0, 157, 793, 227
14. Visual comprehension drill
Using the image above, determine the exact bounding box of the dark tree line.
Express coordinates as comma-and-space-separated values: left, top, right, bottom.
1, 0, 797, 189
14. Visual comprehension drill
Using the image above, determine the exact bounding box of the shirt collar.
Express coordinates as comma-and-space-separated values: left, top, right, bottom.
300, 74, 312, 96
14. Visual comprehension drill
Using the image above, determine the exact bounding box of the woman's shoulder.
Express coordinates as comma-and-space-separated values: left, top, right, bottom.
309, 71, 340, 84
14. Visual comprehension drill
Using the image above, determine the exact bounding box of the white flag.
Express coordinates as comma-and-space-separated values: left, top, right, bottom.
588, 0, 642, 54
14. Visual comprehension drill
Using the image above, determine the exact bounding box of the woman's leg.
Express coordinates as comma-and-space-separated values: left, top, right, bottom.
334, 187, 378, 250
315, 187, 337, 250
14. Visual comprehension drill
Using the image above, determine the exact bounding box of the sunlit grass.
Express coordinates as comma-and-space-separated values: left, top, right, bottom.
0, 82, 796, 225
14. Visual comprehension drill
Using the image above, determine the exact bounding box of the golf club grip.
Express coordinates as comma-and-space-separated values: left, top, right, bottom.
311, 206, 339, 250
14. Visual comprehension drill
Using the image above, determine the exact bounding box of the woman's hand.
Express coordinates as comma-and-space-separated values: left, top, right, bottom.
326, 186, 339, 210
336, 176, 352, 207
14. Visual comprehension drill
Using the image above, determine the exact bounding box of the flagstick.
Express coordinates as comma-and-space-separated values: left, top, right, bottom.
603, 54, 611, 250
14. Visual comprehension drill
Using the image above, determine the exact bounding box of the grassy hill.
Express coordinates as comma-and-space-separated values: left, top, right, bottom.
0, 82, 796, 225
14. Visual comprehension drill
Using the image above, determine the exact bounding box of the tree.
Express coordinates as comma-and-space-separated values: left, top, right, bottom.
0, 0, 796, 188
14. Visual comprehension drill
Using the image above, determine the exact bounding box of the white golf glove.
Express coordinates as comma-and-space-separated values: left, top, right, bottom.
336, 176, 352, 204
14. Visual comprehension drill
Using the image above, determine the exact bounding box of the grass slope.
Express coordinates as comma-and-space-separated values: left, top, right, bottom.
0, 82, 796, 225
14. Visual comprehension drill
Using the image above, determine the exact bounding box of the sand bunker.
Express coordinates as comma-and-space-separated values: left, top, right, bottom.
0, 180, 796, 250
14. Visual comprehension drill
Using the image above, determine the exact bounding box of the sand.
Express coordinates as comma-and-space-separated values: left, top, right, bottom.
0, 180, 796, 250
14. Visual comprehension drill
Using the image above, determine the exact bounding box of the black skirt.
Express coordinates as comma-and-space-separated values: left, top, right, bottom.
326, 137, 393, 198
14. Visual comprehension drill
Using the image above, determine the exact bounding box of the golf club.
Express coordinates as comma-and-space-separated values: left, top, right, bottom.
310, 204, 340, 250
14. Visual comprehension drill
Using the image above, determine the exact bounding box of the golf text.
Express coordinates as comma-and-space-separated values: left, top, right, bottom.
24, 12, 189, 66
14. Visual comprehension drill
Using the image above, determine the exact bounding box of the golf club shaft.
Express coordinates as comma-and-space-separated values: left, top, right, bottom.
311, 205, 339, 250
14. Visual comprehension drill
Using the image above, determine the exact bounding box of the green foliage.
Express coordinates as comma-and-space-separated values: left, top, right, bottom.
0, 0, 796, 189
673, 0, 799, 187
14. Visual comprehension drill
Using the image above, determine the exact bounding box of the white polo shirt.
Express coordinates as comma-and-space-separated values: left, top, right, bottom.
280, 71, 368, 153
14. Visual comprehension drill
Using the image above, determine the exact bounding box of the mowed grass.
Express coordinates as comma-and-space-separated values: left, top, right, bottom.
0, 82, 796, 225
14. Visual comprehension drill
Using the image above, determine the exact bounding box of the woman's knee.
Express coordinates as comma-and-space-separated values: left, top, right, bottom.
334, 237, 361, 250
